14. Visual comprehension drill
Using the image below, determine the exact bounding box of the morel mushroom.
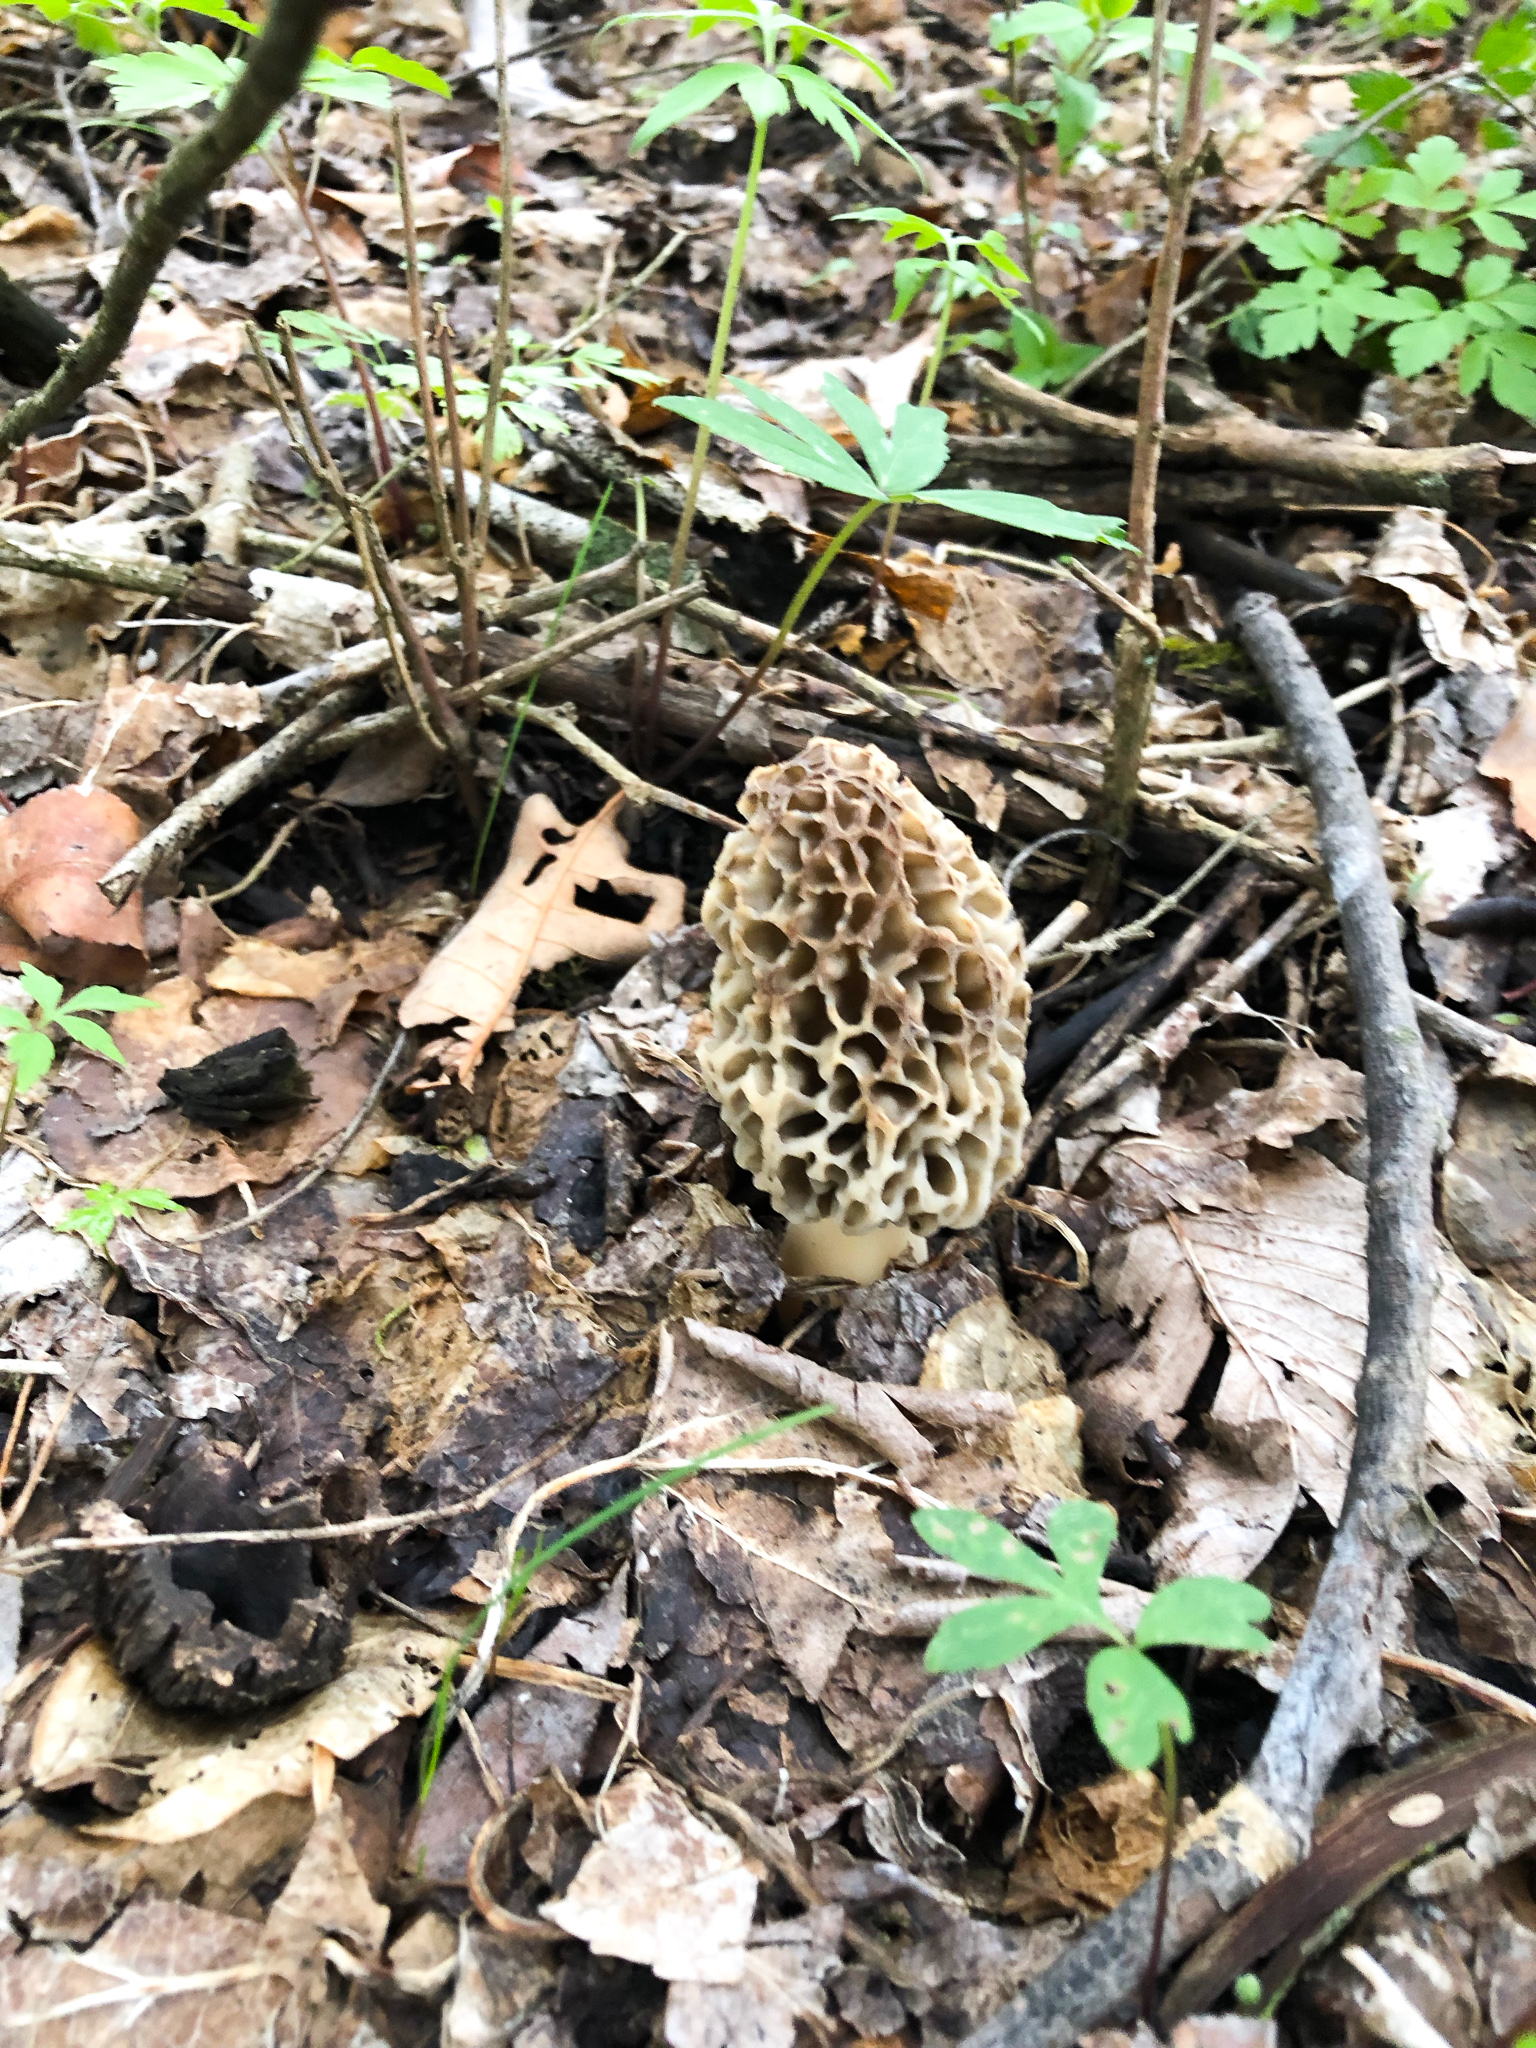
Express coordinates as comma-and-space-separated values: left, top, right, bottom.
702, 739, 1030, 1280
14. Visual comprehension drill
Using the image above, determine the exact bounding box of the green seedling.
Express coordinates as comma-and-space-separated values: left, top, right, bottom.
841, 210, 1028, 404
660, 373, 1122, 675
55, 1181, 184, 1252
973, 307, 1103, 390
419, 1401, 837, 1802
0, 963, 153, 1143
618, 0, 912, 606
1234, 127, 1536, 423
988, 0, 1257, 170
915, 1498, 1271, 1768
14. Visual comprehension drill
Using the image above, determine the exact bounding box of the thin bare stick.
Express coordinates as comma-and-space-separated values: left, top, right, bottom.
1084, 0, 1220, 918
473, 0, 519, 571
496, 700, 736, 830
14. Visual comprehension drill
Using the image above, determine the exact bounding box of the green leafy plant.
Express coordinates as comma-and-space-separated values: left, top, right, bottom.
659, 373, 1122, 677
16, 0, 448, 115
1233, 133, 1536, 422
618, 0, 914, 627
274, 312, 635, 465
55, 1180, 185, 1251
987, 0, 1256, 170
420, 1401, 836, 1801
0, 963, 152, 1141
841, 210, 1028, 401
915, 1498, 1271, 1769
973, 306, 1102, 389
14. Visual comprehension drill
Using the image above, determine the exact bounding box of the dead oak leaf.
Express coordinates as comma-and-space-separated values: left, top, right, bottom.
540, 1768, 757, 1982
400, 792, 686, 1083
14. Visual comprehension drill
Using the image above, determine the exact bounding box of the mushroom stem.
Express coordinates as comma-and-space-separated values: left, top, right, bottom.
780, 1220, 926, 1286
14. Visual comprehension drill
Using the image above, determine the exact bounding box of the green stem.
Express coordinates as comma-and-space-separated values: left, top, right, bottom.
664, 114, 771, 592
663, 499, 881, 786
879, 278, 955, 564
1009, 50, 1043, 314
0, 1066, 17, 1151
1141, 1719, 1179, 2022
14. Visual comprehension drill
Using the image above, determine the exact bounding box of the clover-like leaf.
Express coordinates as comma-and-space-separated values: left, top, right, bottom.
61, 986, 155, 1016
7, 1030, 54, 1093
924, 1594, 1071, 1673
1086, 1645, 1192, 1771
912, 1507, 1063, 1592
1135, 1577, 1272, 1654
1047, 1497, 1116, 1591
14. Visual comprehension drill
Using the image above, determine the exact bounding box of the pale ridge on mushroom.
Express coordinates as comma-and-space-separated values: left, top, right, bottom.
702, 738, 1031, 1239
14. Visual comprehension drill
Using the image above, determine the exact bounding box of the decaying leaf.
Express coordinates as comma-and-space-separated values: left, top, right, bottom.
0, 784, 145, 974
400, 792, 686, 1082
540, 1768, 757, 1981
29, 1620, 447, 1843
1007, 1769, 1167, 1919
1356, 509, 1517, 682
0, 1894, 310, 2048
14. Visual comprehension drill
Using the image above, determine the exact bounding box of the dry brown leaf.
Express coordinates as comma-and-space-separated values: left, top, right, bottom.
0, 784, 145, 974
205, 927, 428, 1046
118, 301, 246, 405
0, 1894, 311, 2048
29, 1620, 447, 1843
1482, 685, 1536, 841
1007, 1770, 1166, 1918
1356, 509, 1517, 680
540, 1768, 757, 1981
399, 792, 686, 1082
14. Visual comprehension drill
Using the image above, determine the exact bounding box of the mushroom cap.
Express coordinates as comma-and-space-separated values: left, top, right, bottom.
701, 738, 1030, 1237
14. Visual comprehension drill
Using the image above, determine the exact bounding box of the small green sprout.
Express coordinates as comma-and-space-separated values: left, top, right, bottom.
915, 1498, 1271, 1771
0, 963, 153, 1140
55, 1181, 185, 1252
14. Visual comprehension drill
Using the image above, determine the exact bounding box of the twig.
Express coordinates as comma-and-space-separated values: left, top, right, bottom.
304, 581, 704, 763
54, 67, 107, 248
1015, 862, 1265, 1184
200, 815, 301, 905
472, 0, 519, 574
681, 1320, 934, 1480
1083, 0, 1220, 918
497, 700, 736, 831
959, 596, 1440, 2047
970, 355, 1518, 511
97, 684, 371, 907
1065, 889, 1325, 1115
1381, 1647, 1536, 1723
1412, 993, 1536, 1085
0, 1387, 75, 1539
0, 1372, 34, 1496
0, 0, 338, 455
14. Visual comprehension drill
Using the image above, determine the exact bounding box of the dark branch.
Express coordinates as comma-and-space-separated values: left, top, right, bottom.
957, 593, 1439, 2048
0, 0, 339, 456
0, 265, 74, 390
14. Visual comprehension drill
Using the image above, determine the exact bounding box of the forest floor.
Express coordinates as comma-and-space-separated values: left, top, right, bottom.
1, 1, 1536, 2043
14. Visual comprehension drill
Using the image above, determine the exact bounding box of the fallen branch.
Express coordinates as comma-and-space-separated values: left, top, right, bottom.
964, 594, 1438, 2044
0, 0, 340, 455
681, 1320, 936, 1481
970, 357, 1529, 514
1064, 888, 1326, 1115
1412, 992, 1536, 1088
1016, 862, 1267, 1185
97, 682, 372, 907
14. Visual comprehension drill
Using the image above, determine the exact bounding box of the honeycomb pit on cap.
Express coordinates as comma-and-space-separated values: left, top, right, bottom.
701, 738, 1031, 1279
